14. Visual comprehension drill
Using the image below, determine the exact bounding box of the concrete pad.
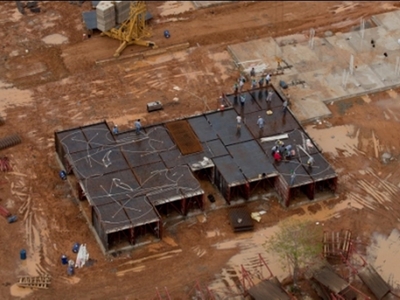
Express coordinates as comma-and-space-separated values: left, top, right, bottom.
372, 11, 400, 31
192, 1, 233, 9
228, 37, 283, 70
227, 10, 400, 123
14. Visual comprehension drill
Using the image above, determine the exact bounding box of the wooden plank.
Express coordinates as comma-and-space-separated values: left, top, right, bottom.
260, 134, 289, 143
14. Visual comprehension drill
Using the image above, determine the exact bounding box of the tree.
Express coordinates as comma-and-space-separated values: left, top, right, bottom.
264, 219, 323, 288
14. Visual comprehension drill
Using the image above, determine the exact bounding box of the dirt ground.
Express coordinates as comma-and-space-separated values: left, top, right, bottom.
1, 1, 400, 299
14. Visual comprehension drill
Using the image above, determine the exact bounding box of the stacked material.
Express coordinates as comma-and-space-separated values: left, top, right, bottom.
114, 1, 130, 24
96, 1, 116, 32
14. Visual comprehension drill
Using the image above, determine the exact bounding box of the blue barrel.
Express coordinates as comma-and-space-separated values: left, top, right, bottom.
72, 243, 80, 253
59, 170, 67, 180
20, 249, 27, 260
67, 265, 74, 276
61, 255, 68, 265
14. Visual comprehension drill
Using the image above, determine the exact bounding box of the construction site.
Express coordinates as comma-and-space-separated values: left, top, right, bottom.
2, 1, 400, 299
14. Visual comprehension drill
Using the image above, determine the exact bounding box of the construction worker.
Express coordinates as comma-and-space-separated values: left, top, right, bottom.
112, 125, 119, 134
251, 79, 257, 90
265, 73, 271, 85
250, 67, 256, 78
258, 76, 264, 88
240, 95, 246, 106
239, 78, 244, 93
233, 83, 239, 95
266, 88, 274, 102
236, 115, 242, 130
273, 150, 282, 162
256, 116, 264, 129
283, 99, 288, 114
134, 119, 141, 134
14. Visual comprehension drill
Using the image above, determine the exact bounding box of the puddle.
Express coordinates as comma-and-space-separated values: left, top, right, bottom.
10, 283, 33, 298
305, 124, 358, 157
366, 229, 400, 289
0, 81, 34, 115
42, 34, 68, 45
158, 1, 195, 17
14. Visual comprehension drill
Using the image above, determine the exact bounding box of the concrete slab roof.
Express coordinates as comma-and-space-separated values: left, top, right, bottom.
227, 10, 400, 123
227, 140, 277, 181
68, 146, 130, 180
205, 109, 254, 146
188, 115, 218, 142
259, 128, 319, 158
84, 169, 140, 206
212, 155, 247, 186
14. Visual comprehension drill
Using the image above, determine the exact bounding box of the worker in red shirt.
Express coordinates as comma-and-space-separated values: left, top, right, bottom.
274, 150, 282, 162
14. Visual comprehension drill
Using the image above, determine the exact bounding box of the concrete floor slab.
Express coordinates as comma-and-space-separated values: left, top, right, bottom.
372, 10, 400, 31
228, 10, 400, 123
228, 37, 283, 70
192, 1, 233, 9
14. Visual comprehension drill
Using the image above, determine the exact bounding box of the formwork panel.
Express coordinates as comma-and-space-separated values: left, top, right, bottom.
82, 122, 115, 148
228, 92, 262, 115
259, 128, 320, 157
159, 148, 185, 168
84, 169, 140, 206
184, 150, 213, 167
212, 155, 246, 186
227, 140, 276, 182
202, 139, 228, 158
299, 153, 337, 182
188, 115, 218, 142
132, 161, 167, 186
121, 139, 161, 168
147, 189, 184, 207
95, 202, 132, 234
56, 129, 89, 155
251, 88, 285, 110
273, 159, 313, 188
165, 120, 203, 155
145, 125, 175, 151
246, 109, 301, 138
122, 196, 160, 227
205, 110, 253, 146
68, 146, 130, 180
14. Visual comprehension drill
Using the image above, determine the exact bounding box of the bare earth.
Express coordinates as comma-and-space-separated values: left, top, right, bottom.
1, 1, 400, 299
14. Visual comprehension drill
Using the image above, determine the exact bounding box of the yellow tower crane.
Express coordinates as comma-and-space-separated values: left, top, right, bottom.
100, 1, 157, 57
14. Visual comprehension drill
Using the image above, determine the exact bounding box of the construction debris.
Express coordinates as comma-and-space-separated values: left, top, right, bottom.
0, 157, 12, 172
17, 275, 51, 289
0, 134, 22, 151
0, 204, 17, 223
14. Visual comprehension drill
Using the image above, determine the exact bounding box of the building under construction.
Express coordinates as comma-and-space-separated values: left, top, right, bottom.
55, 86, 337, 253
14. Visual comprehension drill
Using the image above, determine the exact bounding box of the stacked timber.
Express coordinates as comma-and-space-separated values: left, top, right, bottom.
96, 1, 116, 32
114, 1, 130, 24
